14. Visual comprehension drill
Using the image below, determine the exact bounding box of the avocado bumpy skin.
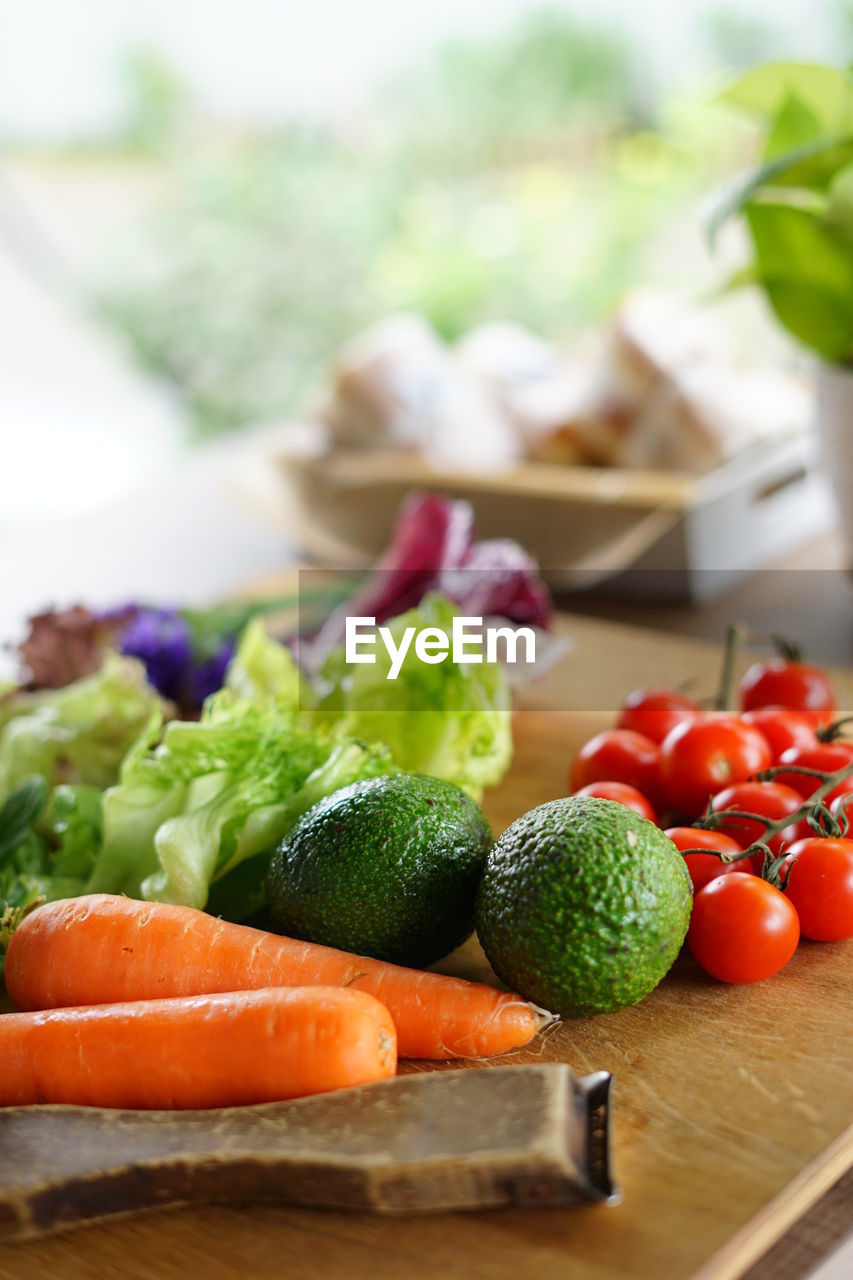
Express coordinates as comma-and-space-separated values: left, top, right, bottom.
266, 774, 493, 967
475, 796, 692, 1017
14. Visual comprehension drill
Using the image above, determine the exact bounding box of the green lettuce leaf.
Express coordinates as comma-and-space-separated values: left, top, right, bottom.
44, 783, 103, 881
0, 778, 51, 952
91, 691, 396, 912
0, 775, 47, 861
0, 656, 162, 960
315, 593, 512, 800
0, 653, 163, 802
222, 616, 306, 707
0, 777, 104, 972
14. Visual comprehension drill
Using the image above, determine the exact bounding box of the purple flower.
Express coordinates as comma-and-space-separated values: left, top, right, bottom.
185, 637, 237, 708
118, 607, 193, 703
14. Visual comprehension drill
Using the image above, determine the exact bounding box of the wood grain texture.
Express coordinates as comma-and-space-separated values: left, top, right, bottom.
5, 612, 853, 1279
738, 1167, 853, 1280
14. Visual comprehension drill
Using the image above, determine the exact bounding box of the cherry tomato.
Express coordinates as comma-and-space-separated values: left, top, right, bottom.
709, 781, 804, 865
616, 688, 700, 746
569, 729, 660, 803
741, 707, 818, 761
658, 715, 771, 817
739, 659, 836, 724
782, 838, 853, 941
774, 743, 853, 802
687, 873, 800, 983
573, 781, 656, 822
664, 827, 747, 893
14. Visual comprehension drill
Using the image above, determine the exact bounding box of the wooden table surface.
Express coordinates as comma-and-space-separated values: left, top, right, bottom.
7, 614, 853, 1280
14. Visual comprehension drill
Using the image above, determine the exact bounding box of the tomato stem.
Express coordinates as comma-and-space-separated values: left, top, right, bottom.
805, 802, 841, 839
769, 634, 803, 664
836, 796, 853, 836
677, 758, 853, 885
715, 622, 748, 712
756, 764, 833, 782
817, 714, 853, 743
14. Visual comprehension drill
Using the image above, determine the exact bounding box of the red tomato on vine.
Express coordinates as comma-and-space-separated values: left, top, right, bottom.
774, 743, 853, 803
782, 838, 853, 941
616, 688, 699, 745
739, 659, 835, 724
569, 729, 660, 803
708, 781, 804, 863
664, 827, 746, 893
573, 781, 656, 822
741, 707, 818, 761
658, 716, 771, 817
687, 874, 800, 983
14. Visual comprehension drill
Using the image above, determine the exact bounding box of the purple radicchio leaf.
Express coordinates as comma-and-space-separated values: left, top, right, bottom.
438, 538, 553, 629
297, 491, 553, 672
298, 491, 474, 670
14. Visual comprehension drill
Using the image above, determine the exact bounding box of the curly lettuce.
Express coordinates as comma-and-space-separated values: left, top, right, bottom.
314, 594, 512, 799
223, 597, 513, 799
90, 691, 395, 915
222, 615, 306, 708
0, 655, 165, 962
0, 653, 162, 802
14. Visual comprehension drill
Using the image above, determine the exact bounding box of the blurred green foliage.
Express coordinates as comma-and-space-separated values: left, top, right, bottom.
99, 10, 750, 435
712, 61, 853, 362
120, 47, 190, 151
387, 11, 638, 162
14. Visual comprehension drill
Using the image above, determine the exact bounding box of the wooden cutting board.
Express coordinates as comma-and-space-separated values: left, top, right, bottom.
6, 613, 853, 1280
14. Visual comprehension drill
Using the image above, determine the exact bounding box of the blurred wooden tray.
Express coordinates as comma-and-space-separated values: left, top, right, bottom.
259, 432, 832, 600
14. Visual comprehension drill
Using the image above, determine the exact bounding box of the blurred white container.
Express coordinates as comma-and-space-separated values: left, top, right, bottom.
815, 363, 853, 557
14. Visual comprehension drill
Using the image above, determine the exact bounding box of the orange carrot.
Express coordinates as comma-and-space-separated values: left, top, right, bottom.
0, 986, 396, 1108
5, 895, 545, 1059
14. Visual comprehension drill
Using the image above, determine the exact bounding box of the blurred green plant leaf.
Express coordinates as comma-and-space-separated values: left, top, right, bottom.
714, 262, 762, 294
720, 61, 853, 134
824, 161, 853, 244
764, 92, 824, 159
711, 60, 853, 360
707, 136, 851, 244
744, 199, 853, 359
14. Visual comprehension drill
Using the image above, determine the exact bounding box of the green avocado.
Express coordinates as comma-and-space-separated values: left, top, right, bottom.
266, 773, 493, 967
475, 795, 692, 1017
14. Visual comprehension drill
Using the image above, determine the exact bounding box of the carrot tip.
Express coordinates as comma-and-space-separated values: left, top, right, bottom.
530, 1002, 560, 1032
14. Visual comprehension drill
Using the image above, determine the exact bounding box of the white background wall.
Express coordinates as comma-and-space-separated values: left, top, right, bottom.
0, 0, 842, 140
